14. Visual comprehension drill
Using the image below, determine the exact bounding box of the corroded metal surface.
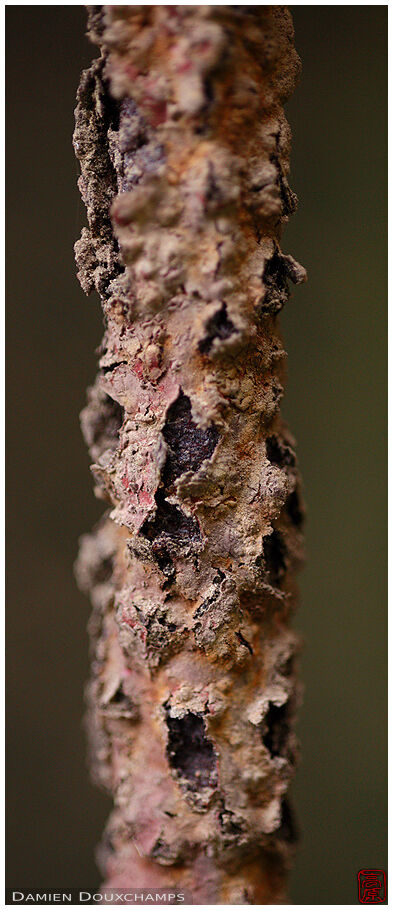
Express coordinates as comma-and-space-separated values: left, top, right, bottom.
75, 6, 305, 903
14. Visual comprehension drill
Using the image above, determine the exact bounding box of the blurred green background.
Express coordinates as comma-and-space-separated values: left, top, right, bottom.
6, 6, 387, 904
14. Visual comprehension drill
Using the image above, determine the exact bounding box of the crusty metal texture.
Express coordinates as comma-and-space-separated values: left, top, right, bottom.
74, 6, 306, 904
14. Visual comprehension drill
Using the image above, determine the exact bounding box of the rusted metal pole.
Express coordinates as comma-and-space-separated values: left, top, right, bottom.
75, 6, 305, 903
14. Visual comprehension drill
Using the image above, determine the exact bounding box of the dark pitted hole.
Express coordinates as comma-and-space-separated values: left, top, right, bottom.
103, 80, 121, 133
277, 798, 298, 845
162, 392, 219, 487
193, 590, 218, 621
142, 610, 178, 655
102, 683, 136, 718
150, 540, 174, 578
263, 530, 287, 586
213, 569, 225, 584
218, 803, 243, 838
141, 490, 201, 545
204, 76, 215, 106
270, 151, 297, 218
286, 488, 303, 528
262, 701, 290, 759
235, 630, 253, 655
193, 571, 226, 619
263, 250, 288, 289
93, 555, 114, 585
198, 304, 236, 355
166, 712, 218, 792
102, 361, 127, 374
266, 435, 295, 468
260, 249, 289, 316
151, 837, 174, 864
157, 614, 176, 631
110, 685, 133, 710
111, 686, 125, 704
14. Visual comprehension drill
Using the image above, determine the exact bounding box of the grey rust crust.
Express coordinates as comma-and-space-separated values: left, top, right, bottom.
74, 5, 306, 904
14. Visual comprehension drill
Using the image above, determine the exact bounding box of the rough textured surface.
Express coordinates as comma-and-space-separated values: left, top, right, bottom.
74, 5, 306, 903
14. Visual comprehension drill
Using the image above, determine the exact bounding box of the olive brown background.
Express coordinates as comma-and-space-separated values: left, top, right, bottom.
6, 6, 387, 904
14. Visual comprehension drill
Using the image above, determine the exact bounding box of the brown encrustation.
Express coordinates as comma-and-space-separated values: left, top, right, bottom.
74, 6, 306, 903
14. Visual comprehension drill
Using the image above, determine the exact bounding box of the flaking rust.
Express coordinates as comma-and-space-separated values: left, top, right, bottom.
74, 5, 306, 904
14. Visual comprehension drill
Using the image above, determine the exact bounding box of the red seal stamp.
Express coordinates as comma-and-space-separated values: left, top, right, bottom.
358, 870, 387, 903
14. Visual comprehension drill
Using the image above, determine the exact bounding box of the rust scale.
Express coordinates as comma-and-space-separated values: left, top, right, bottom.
74, 5, 306, 903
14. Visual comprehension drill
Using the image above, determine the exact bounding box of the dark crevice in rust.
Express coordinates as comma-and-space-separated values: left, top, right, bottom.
260, 249, 291, 316
276, 798, 298, 845
166, 711, 218, 792
102, 361, 127, 374
286, 488, 303, 528
262, 701, 291, 759
270, 152, 297, 219
93, 555, 114, 585
236, 630, 254, 655
218, 802, 244, 839
263, 529, 287, 587
140, 491, 202, 566
266, 435, 295, 468
194, 588, 219, 621
162, 391, 219, 488
103, 684, 136, 718
198, 303, 236, 355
